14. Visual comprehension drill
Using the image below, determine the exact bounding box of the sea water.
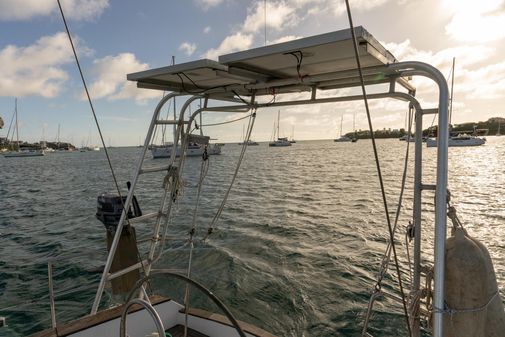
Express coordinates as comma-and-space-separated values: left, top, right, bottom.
1, 138, 504, 336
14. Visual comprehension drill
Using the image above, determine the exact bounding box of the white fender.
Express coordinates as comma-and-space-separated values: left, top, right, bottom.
443, 227, 505, 337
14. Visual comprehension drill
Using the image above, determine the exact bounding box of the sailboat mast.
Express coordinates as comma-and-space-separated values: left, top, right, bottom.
15, 98, 19, 151
449, 57, 455, 125
277, 110, 280, 139
340, 114, 343, 137
172, 56, 176, 143
57, 123, 61, 149
199, 99, 203, 136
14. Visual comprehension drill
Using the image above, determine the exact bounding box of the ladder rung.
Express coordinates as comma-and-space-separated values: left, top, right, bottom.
108, 259, 149, 280
140, 165, 170, 174
155, 120, 190, 125
422, 108, 438, 115
128, 212, 163, 225
421, 184, 436, 190
150, 268, 188, 275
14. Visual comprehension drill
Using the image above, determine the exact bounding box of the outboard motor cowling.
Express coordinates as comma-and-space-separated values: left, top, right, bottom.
96, 193, 134, 230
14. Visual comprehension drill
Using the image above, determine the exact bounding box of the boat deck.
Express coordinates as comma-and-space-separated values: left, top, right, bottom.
166, 324, 209, 337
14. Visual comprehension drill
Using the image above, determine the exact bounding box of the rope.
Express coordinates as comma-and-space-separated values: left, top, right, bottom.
57, 0, 122, 201
201, 113, 253, 127
343, 2, 412, 335
446, 192, 464, 230
183, 148, 209, 337
202, 110, 257, 241
433, 291, 499, 317
57, 0, 153, 298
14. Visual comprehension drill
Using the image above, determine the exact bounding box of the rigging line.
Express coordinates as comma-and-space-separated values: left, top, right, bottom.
57, 0, 122, 199
343, 2, 412, 336
203, 109, 256, 241
183, 151, 209, 337
362, 105, 415, 332
57, 0, 153, 295
201, 113, 253, 127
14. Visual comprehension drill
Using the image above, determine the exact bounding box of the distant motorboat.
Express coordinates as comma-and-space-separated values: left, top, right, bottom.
426, 134, 486, 147
334, 135, 352, 142
238, 140, 259, 146
399, 135, 427, 142
79, 146, 100, 152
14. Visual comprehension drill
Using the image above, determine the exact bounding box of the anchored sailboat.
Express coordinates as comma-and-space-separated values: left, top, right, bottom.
334, 114, 352, 142
269, 110, 291, 147
426, 58, 486, 148
3, 98, 44, 158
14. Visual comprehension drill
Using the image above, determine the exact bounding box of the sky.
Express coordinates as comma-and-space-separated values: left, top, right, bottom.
0, 0, 504, 146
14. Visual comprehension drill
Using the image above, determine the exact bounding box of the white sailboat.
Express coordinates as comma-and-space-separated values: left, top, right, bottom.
426, 58, 486, 148
3, 98, 45, 158
334, 114, 352, 142
497, 120, 501, 136
269, 110, 291, 147
238, 124, 259, 145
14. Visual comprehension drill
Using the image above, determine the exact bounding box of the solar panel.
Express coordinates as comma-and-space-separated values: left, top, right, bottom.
127, 26, 410, 96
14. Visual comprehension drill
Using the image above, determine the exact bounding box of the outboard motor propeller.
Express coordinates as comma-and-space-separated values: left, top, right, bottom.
95, 182, 142, 295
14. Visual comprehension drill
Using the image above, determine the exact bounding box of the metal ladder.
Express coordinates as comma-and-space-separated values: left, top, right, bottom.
91, 93, 200, 314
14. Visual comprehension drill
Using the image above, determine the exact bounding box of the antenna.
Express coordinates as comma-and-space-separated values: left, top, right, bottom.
264, 0, 267, 46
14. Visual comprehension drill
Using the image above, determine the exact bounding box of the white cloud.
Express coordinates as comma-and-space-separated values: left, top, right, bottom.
459, 62, 505, 99
203, 32, 254, 60
86, 53, 160, 102
326, 0, 389, 16
383, 39, 501, 98
242, 1, 297, 33
195, 0, 223, 10
0, 32, 83, 97
203, 26, 211, 34
0, 0, 109, 21
443, 0, 505, 42
179, 42, 197, 56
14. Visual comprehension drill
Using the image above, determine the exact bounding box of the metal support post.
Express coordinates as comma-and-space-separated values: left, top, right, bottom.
48, 262, 57, 328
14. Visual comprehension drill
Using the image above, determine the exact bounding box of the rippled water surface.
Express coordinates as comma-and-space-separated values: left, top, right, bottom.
1, 138, 504, 336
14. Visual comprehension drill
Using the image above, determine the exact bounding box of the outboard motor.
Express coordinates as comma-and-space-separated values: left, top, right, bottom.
96, 181, 142, 230
96, 183, 142, 295
96, 193, 133, 230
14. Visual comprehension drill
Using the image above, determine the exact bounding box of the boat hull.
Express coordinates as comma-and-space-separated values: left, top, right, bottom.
3, 150, 45, 157
151, 144, 222, 158
426, 136, 486, 147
